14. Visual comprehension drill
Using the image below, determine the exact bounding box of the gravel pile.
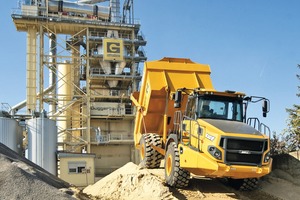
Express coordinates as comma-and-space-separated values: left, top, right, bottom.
83, 162, 175, 200
0, 143, 75, 200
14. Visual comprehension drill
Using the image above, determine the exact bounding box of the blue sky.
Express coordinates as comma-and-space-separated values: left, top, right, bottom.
0, 0, 299, 134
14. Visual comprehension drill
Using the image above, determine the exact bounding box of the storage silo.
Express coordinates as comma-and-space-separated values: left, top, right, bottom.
27, 115, 57, 175
0, 111, 23, 155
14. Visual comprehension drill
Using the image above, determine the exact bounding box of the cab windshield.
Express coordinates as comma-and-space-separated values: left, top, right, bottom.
197, 96, 243, 121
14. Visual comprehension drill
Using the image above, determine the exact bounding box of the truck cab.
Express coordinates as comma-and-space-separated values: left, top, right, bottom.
171, 89, 272, 188
185, 90, 245, 122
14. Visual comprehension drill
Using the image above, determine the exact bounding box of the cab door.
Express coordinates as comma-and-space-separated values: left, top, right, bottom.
181, 96, 202, 151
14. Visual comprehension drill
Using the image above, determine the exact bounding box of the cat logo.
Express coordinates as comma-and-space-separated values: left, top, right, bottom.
103, 38, 123, 61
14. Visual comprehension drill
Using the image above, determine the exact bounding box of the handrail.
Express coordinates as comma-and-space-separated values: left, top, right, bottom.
260, 123, 271, 137
90, 134, 134, 143
247, 117, 261, 131
1, 103, 12, 113
11, 7, 141, 25
173, 111, 182, 135
247, 117, 271, 136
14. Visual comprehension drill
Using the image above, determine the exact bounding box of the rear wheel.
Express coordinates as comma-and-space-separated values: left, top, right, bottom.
228, 178, 259, 191
165, 142, 190, 188
139, 133, 163, 168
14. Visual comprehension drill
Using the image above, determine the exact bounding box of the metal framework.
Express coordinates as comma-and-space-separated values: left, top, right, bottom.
12, 0, 146, 163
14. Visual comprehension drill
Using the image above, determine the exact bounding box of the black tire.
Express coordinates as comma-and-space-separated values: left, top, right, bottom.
140, 133, 163, 168
228, 178, 259, 191
165, 142, 190, 188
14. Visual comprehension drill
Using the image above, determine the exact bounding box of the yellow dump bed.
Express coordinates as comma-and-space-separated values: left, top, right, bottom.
131, 57, 215, 146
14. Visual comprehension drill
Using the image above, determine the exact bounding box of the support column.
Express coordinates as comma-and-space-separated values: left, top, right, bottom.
86, 29, 91, 153
71, 41, 81, 150
72, 44, 80, 89
130, 29, 138, 91
26, 27, 37, 114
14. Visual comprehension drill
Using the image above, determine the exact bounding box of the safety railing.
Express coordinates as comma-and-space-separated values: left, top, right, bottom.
89, 68, 142, 78
90, 105, 134, 116
12, 7, 141, 25
90, 134, 134, 143
137, 46, 146, 57
247, 117, 270, 136
1, 103, 12, 113
89, 31, 134, 40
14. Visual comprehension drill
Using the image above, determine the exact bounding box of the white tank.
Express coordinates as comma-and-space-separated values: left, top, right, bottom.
27, 117, 57, 175
0, 117, 23, 155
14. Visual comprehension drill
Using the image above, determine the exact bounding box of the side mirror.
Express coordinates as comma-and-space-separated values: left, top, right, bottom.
174, 90, 182, 108
262, 99, 269, 117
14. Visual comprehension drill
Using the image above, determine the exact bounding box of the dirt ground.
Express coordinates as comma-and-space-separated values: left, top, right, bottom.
0, 143, 76, 200
83, 151, 300, 200
1, 141, 299, 200
137, 168, 300, 200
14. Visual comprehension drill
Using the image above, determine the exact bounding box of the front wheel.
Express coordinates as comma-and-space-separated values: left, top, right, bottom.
228, 178, 259, 191
165, 142, 190, 188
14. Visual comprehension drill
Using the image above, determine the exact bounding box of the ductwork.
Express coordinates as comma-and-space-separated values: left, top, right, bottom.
110, 0, 120, 22
78, 0, 109, 4
11, 85, 55, 115
48, 0, 110, 19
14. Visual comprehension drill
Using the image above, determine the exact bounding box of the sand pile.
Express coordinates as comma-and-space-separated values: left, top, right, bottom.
0, 143, 75, 200
257, 153, 300, 200
83, 162, 175, 200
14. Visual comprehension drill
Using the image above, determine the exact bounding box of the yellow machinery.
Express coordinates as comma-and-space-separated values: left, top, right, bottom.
131, 57, 272, 190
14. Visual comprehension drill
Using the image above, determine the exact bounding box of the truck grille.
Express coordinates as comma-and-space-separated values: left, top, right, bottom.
220, 137, 268, 166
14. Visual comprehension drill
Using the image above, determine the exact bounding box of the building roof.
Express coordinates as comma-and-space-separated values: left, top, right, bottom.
58, 152, 96, 158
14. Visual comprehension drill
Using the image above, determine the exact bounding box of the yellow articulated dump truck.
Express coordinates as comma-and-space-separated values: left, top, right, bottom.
131, 57, 272, 190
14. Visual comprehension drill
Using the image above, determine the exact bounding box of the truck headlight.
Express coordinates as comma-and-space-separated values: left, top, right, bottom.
264, 151, 271, 163
208, 145, 222, 160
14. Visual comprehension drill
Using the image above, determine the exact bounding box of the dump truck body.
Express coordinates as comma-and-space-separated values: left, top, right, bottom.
131, 57, 272, 189
132, 57, 214, 144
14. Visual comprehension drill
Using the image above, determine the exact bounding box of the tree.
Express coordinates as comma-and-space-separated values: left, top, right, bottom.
270, 131, 289, 155
284, 65, 300, 151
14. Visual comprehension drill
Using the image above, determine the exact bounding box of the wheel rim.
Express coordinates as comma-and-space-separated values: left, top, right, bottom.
166, 154, 172, 176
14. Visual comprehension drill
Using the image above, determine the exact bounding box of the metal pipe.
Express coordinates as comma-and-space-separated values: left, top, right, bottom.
110, 0, 120, 22
49, 33, 57, 115
11, 85, 55, 114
